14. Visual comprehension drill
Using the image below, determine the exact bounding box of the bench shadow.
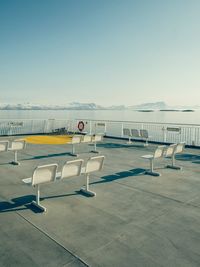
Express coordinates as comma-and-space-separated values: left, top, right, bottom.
21, 152, 74, 161
176, 154, 200, 164
90, 143, 145, 149
92, 168, 146, 185
0, 192, 78, 213
0, 162, 9, 166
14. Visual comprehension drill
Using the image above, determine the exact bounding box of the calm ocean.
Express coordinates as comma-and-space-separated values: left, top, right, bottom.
0, 110, 200, 125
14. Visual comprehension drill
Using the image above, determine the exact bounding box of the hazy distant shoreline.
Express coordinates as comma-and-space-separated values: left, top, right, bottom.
0, 108, 195, 112
0, 101, 198, 111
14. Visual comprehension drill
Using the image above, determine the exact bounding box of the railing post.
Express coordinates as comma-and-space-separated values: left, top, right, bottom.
89, 120, 92, 135
31, 120, 34, 134
121, 123, 124, 137
162, 127, 166, 143
43, 120, 48, 133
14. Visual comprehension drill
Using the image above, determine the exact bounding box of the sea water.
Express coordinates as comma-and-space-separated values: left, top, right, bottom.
0, 110, 199, 125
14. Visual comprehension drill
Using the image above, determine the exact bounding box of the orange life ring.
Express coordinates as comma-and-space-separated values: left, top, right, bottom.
78, 121, 84, 131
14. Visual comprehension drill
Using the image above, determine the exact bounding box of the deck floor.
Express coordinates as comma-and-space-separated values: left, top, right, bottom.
0, 136, 200, 267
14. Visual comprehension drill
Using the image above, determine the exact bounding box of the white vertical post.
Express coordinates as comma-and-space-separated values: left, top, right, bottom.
43, 120, 48, 133
121, 123, 124, 137
31, 120, 34, 134
72, 144, 75, 155
31, 184, 47, 212
172, 155, 175, 167
104, 122, 107, 136
163, 127, 166, 143
14, 151, 17, 163
94, 142, 97, 152
89, 121, 92, 135
80, 173, 96, 196
86, 174, 89, 191
150, 159, 153, 172
36, 185, 40, 205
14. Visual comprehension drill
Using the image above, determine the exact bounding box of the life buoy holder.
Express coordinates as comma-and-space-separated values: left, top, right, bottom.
78, 121, 85, 132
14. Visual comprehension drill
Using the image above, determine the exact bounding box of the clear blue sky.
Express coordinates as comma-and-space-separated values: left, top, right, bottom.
0, 0, 200, 106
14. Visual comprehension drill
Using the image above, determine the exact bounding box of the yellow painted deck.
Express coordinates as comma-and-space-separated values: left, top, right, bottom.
23, 135, 72, 145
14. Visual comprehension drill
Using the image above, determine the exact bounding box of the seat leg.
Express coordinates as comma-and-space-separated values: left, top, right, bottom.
144, 138, 148, 147
126, 136, 132, 144
91, 142, 99, 153
80, 174, 96, 197
166, 155, 182, 170
11, 151, 20, 165
32, 185, 47, 212
69, 144, 78, 157
150, 159, 153, 172
145, 159, 161, 176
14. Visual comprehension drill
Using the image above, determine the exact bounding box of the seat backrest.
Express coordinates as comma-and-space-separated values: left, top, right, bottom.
71, 135, 82, 144
140, 129, 148, 138
92, 134, 103, 142
154, 146, 166, 159
175, 142, 185, 154
85, 155, 105, 173
123, 128, 131, 136
131, 129, 140, 138
81, 135, 92, 143
32, 163, 58, 186
10, 140, 26, 150
61, 159, 84, 179
165, 144, 177, 157
0, 140, 9, 152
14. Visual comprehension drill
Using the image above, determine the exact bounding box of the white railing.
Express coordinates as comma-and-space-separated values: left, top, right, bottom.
0, 118, 200, 147
0, 119, 75, 136
75, 118, 200, 147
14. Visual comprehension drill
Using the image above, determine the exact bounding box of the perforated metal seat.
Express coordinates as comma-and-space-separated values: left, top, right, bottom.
56, 159, 84, 180
165, 142, 185, 170
81, 135, 92, 143
8, 140, 26, 165
23, 163, 58, 212
0, 140, 9, 153
131, 129, 141, 138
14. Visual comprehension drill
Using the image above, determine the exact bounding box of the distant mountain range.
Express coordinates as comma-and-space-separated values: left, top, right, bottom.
128, 101, 167, 110
0, 101, 199, 110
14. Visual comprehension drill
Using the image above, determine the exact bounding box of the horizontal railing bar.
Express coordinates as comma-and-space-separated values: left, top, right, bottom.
0, 118, 199, 127
75, 118, 200, 127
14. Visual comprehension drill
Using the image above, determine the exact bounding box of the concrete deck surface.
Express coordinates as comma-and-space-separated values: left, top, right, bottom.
0, 136, 200, 267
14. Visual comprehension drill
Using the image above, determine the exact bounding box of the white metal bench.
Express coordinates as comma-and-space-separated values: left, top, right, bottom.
22, 156, 105, 212
141, 145, 166, 176
68, 134, 103, 155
